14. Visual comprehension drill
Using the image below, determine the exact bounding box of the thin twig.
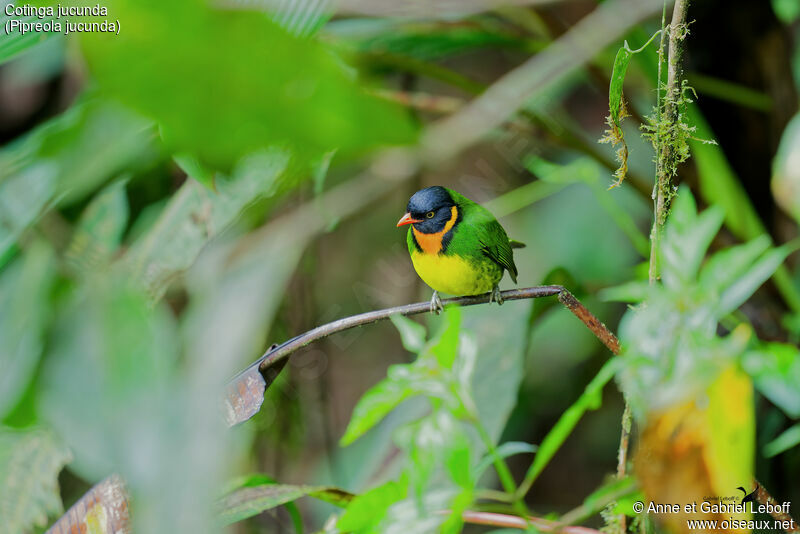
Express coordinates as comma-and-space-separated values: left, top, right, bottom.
224, 286, 619, 426
754, 480, 799, 532
257, 286, 617, 373
460, 510, 603, 533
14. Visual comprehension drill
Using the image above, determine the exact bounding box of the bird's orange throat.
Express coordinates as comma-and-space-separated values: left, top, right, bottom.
412, 205, 458, 255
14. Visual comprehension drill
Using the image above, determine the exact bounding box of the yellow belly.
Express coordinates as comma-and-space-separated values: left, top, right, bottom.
410, 251, 500, 295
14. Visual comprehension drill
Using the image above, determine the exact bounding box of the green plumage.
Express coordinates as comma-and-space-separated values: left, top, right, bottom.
444, 189, 519, 283
402, 187, 522, 297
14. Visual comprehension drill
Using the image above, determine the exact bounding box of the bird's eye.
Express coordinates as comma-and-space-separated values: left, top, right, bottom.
426, 211, 435, 219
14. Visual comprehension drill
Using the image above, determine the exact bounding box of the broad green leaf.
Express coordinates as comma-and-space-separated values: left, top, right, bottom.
174, 153, 216, 190
0, 241, 55, 419
464, 302, 529, 442
520, 359, 617, 490
65, 179, 129, 274
339, 371, 415, 446
338, 19, 527, 62
0, 426, 72, 533
2, 98, 157, 205
79, 0, 415, 169
661, 190, 725, 289
0, 8, 60, 65
443, 423, 473, 489
0, 98, 156, 264
742, 343, 800, 418
764, 423, 800, 457
337, 477, 408, 532
122, 147, 291, 300
687, 105, 800, 312
219, 483, 354, 525
0, 163, 56, 267
716, 245, 792, 316
40, 281, 178, 481
428, 306, 461, 369
698, 236, 771, 296
390, 314, 427, 353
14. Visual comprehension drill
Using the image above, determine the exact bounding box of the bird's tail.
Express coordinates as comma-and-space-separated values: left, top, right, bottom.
509, 240, 526, 249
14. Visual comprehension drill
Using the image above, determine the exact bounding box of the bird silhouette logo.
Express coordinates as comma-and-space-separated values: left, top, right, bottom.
737, 484, 758, 505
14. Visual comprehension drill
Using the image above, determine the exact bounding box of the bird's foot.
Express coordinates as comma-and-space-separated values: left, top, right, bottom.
489, 285, 504, 305
429, 291, 444, 315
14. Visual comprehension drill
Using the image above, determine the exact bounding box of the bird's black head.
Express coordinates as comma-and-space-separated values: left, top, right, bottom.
397, 186, 457, 234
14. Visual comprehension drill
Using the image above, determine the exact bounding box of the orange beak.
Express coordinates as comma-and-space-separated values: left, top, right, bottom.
397, 212, 422, 227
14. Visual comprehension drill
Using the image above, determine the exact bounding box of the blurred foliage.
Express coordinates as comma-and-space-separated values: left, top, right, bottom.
772, 113, 800, 225
610, 188, 793, 416
0, 426, 71, 533
339, 309, 483, 532
77, 0, 415, 169
1, 0, 800, 533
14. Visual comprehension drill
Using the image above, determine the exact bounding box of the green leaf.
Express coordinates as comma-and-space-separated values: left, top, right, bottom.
339, 370, 415, 446
742, 343, 800, 418
608, 47, 632, 127
520, 359, 617, 490
0, 241, 55, 419
0, 163, 56, 267
772, 113, 800, 223
661, 189, 725, 290
698, 236, 771, 296
473, 441, 537, 480
341, 20, 527, 62
0, 8, 60, 65
65, 179, 129, 273
79, 0, 415, 169
599, 280, 650, 303
687, 105, 800, 313
606, 32, 660, 125
40, 281, 178, 480
772, 0, 800, 25
337, 477, 408, 532
429, 306, 461, 369
174, 153, 216, 190
0, 98, 156, 265
121, 147, 291, 300
581, 476, 638, 514
390, 314, 427, 353
218, 483, 354, 525
764, 423, 800, 457
0, 426, 72, 533
716, 245, 792, 317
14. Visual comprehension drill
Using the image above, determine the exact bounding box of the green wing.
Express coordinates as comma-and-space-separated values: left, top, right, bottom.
450, 190, 525, 284
478, 220, 519, 283
446, 188, 520, 283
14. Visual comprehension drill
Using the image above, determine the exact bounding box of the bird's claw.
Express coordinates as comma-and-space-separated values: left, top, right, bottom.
430, 291, 444, 315
489, 285, 504, 305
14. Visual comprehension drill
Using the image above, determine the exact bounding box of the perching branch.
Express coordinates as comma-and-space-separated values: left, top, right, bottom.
223, 285, 620, 426
460, 510, 603, 533
754, 480, 800, 532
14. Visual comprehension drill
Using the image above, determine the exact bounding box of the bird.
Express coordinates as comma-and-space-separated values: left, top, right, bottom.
397, 186, 524, 314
